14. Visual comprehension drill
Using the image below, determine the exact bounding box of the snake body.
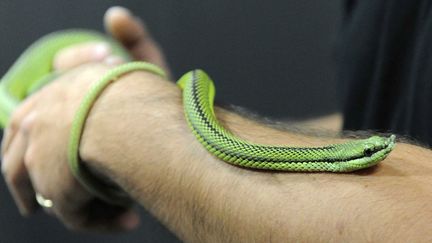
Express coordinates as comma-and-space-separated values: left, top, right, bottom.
0, 30, 395, 203
178, 70, 395, 172
0, 30, 130, 126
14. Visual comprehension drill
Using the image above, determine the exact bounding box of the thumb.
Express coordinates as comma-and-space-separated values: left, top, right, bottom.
104, 6, 171, 78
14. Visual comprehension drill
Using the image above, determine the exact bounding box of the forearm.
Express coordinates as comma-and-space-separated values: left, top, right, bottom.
287, 113, 343, 133
80, 71, 432, 242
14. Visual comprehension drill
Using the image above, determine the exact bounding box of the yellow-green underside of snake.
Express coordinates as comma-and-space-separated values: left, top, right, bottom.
0, 30, 395, 205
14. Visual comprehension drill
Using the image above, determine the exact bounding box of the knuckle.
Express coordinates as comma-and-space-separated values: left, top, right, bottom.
21, 112, 38, 133
9, 111, 38, 135
23, 149, 37, 169
4, 168, 21, 188
1, 161, 18, 187
8, 117, 20, 133
9, 110, 25, 130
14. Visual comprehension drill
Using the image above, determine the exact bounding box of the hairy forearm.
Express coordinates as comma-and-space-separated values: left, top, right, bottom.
285, 112, 343, 133
80, 71, 432, 242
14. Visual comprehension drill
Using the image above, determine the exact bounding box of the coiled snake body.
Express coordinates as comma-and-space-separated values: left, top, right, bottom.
0, 30, 395, 203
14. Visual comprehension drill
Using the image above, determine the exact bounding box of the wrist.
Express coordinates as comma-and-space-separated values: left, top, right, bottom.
79, 70, 185, 184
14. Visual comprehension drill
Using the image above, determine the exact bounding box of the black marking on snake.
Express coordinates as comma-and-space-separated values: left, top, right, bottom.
187, 71, 367, 164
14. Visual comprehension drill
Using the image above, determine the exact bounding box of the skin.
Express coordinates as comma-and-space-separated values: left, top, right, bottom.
1, 6, 432, 242
293, 113, 343, 132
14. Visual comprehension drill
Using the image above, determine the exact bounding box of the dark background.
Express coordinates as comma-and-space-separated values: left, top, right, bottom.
0, 0, 342, 242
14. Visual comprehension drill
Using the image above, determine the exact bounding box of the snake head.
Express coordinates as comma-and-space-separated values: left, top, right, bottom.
363, 135, 396, 157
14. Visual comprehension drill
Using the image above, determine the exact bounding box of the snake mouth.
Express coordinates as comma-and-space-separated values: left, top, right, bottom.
364, 135, 395, 156
335, 135, 396, 172
381, 134, 396, 152
386, 134, 396, 147
364, 134, 396, 160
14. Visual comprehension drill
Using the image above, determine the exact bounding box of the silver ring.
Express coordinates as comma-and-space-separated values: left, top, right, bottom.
35, 193, 53, 208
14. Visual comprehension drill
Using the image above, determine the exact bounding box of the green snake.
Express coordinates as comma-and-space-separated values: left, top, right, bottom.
0, 30, 395, 204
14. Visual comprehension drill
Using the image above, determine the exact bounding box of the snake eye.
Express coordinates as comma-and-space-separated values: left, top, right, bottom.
364, 146, 374, 157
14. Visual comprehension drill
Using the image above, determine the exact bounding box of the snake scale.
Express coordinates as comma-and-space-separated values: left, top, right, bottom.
0, 30, 395, 203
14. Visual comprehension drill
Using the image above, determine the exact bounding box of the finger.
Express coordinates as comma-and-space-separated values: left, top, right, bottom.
29, 172, 87, 217
83, 201, 140, 232
1, 131, 37, 216
53, 42, 112, 71
23, 126, 92, 217
22, 132, 132, 231
104, 6, 171, 76
1, 90, 43, 158
57, 199, 139, 232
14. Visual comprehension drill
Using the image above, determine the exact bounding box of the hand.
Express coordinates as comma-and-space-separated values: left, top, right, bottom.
1, 6, 170, 232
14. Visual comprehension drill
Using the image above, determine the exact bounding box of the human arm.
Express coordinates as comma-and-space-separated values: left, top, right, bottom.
0, 6, 170, 231
291, 113, 343, 132
2, 6, 431, 242
3, 39, 431, 243
79, 67, 432, 242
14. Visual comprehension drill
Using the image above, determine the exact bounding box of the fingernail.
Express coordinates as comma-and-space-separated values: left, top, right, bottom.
107, 6, 132, 18
104, 56, 125, 66
119, 211, 140, 230
93, 43, 110, 60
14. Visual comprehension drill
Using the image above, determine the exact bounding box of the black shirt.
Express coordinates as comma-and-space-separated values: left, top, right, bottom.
339, 0, 432, 146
